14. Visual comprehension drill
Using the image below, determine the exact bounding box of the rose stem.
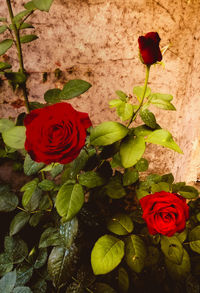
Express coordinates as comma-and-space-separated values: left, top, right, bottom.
128, 64, 150, 127
6, 0, 30, 113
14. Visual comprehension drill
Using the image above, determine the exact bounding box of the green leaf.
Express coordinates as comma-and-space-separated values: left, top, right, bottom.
0, 253, 13, 276
34, 248, 48, 269
0, 17, 7, 22
178, 185, 199, 199
0, 271, 16, 293
176, 229, 188, 243
146, 174, 162, 184
29, 212, 44, 227
4, 236, 28, 264
161, 173, 174, 184
118, 267, 129, 293
78, 171, 106, 188
48, 245, 79, 288
151, 182, 170, 193
0, 62, 12, 71
20, 34, 38, 43
150, 93, 175, 110
115, 90, 127, 101
44, 88, 61, 104
39, 227, 62, 248
123, 169, 139, 186
135, 188, 149, 200
24, 154, 45, 176
161, 235, 183, 265
0, 25, 7, 34
109, 99, 123, 108
0, 39, 13, 56
144, 246, 160, 267
19, 23, 34, 29
117, 102, 134, 121
4, 72, 27, 84
38, 179, 55, 191
145, 129, 183, 153
107, 213, 134, 235
33, 0, 54, 11
9, 212, 30, 236
13, 287, 32, 293
134, 125, 153, 137
125, 235, 147, 273
50, 163, 64, 178
105, 174, 126, 199
15, 264, 33, 286
140, 109, 157, 129
20, 178, 39, 208
59, 217, 78, 249
24, 1, 37, 10
60, 79, 91, 100
120, 136, 145, 168
56, 183, 84, 221
13, 10, 30, 24
165, 249, 191, 280
135, 158, 149, 172
189, 226, 200, 254
32, 279, 47, 293
90, 121, 128, 146
0, 185, 18, 212
2, 126, 25, 149
133, 86, 151, 100
172, 182, 186, 193
91, 235, 124, 275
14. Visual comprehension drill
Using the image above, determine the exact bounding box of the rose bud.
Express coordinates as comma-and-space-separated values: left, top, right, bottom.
140, 191, 189, 237
24, 102, 92, 164
138, 32, 162, 65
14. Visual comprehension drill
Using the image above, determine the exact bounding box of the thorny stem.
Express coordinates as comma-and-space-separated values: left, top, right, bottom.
6, 0, 30, 113
128, 65, 150, 127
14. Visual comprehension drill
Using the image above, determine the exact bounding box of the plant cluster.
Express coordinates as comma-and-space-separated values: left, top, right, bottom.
0, 1, 200, 293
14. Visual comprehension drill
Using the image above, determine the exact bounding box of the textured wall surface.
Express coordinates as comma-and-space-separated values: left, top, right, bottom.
0, 0, 200, 183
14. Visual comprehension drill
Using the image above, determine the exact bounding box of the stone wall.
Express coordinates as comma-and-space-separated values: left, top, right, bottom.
0, 0, 200, 184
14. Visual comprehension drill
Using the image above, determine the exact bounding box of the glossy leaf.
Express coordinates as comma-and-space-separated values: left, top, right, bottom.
140, 109, 157, 129
9, 212, 30, 236
150, 93, 175, 110
20, 34, 38, 43
34, 248, 48, 269
123, 169, 139, 186
90, 121, 128, 146
107, 213, 134, 235
135, 188, 149, 200
165, 249, 191, 280
133, 86, 151, 100
145, 129, 183, 153
13, 10, 30, 24
161, 235, 183, 265
117, 102, 133, 121
151, 182, 170, 193
78, 171, 106, 188
39, 227, 62, 248
59, 217, 78, 249
134, 125, 153, 137
0, 25, 7, 34
38, 179, 55, 191
115, 90, 127, 101
120, 136, 145, 168
24, 154, 45, 176
189, 226, 200, 254
0, 271, 16, 293
19, 23, 34, 29
0, 185, 18, 212
135, 158, 149, 172
0, 39, 13, 55
44, 88, 61, 104
0, 253, 13, 276
2, 126, 25, 149
60, 79, 91, 100
125, 235, 147, 273
15, 264, 33, 286
0, 62, 12, 71
24, 1, 37, 10
32, 279, 47, 293
13, 287, 32, 293
161, 173, 174, 184
118, 267, 129, 293
91, 235, 124, 275
4, 236, 28, 264
48, 245, 79, 289
109, 99, 123, 108
178, 185, 199, 199
105, 175, 126, 199
56, 183, 84, 221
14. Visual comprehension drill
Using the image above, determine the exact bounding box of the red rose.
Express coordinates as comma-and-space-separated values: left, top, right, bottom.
24, 102, 92, 164
139, 191, 189, 236
138, 32, 162, 65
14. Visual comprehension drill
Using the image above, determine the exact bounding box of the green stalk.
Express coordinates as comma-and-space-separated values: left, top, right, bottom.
128, 65, 150, 127
6, 0, 30, 113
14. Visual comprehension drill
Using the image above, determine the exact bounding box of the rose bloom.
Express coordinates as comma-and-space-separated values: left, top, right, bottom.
24, 102, 92, 164
138, 32, 162, 65
140, 191, 189, 237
